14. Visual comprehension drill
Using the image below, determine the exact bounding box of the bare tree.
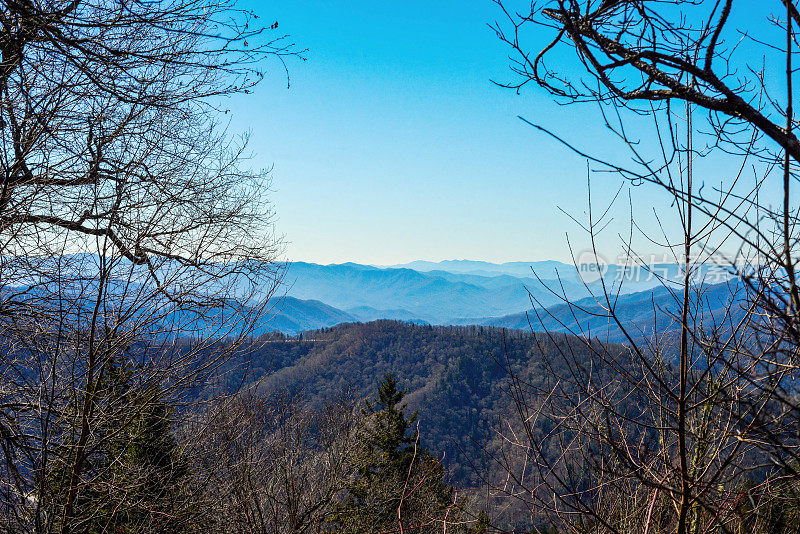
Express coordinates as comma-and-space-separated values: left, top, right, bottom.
483, 1, 800, 532
185, 390, 359, 534
0, 1, 300, 531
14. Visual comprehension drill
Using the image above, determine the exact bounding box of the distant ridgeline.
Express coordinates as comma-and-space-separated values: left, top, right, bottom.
233, 320, 638, 487
1, 257, 743, 341
262, 279, 746, 349
269, 260, 742, 336
486, 278, 748, 344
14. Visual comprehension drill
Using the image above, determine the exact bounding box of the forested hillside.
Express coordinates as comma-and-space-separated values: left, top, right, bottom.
242, 320, 631, 486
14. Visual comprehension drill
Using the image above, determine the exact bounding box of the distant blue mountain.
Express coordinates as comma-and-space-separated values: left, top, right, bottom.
279, 262, 571, 322
263, 297, 357, 334
390, 259, 735, 290
484, 281, 745, 344
277, 260, 736, 325
118, 296, 358, 338
389, 259, 576, 279
5, 256, 739, 337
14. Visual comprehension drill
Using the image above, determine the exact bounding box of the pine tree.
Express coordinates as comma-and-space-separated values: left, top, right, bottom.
48, 357, 195, 533
468, 509, 490, 533
334, 373, 459, 533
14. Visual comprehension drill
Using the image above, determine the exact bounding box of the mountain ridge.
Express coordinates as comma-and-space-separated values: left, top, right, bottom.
275, 260, 735, 328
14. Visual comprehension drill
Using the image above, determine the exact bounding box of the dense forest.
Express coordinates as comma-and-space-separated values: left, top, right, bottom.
241, 321, 630, 487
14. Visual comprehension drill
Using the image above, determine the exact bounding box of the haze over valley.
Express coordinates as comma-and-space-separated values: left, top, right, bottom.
270, 259, 739, 340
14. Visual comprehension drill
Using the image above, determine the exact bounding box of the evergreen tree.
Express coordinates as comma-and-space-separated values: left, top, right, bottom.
334, 373, 460, 533
48, 358, 195, 533
470, 509, 490, 533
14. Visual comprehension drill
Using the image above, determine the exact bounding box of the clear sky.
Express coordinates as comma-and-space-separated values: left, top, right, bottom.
228, 1, 776, 266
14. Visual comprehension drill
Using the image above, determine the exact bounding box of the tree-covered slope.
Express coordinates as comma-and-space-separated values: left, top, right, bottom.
245, 320, 629, 485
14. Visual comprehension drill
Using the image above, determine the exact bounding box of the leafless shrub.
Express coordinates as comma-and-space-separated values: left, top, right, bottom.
184, 390, 359, 533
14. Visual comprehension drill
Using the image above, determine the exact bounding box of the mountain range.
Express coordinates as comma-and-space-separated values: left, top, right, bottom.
270, 259, 737, 337
278, 261, 576, 322
484, 280, 745, 344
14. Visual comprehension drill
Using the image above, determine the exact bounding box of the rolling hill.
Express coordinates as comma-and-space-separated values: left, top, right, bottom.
389, 259, 576, 279
262, 297, 357, 334
242, 320, 630, 487
274, 260, 736, 332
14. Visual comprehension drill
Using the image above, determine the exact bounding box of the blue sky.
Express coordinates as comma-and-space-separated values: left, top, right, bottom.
227, 1, 780, 266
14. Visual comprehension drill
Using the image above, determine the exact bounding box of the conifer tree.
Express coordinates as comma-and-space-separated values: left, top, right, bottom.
47, 358, 194, 533
335, 373, 459, 533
